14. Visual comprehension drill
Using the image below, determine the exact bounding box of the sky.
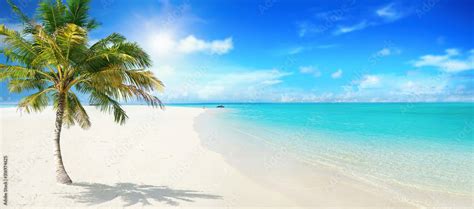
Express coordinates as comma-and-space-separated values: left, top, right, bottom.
0, 0, 473, 103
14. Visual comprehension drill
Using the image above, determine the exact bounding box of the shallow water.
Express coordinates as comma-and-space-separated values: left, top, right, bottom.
190, 103, 474, 196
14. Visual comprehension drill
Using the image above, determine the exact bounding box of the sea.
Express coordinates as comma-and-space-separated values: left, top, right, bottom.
178, 103, 474, 197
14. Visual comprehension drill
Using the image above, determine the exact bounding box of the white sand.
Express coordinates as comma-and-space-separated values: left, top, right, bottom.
0, 106, 466, 208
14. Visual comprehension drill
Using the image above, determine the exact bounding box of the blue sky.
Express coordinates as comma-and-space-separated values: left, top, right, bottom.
1, 0, 473, 103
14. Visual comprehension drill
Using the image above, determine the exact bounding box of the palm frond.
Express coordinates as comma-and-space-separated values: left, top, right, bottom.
6, 0, 36, 34
0, 64, 55, 81
65, 0, 99, 31
18, 87, 55, 113
84, 34, 151, 70
63, 92, 91, 128
8, 78, 48, 93
31, 25, 66, 68
38, 0, 67, 34
87, 88, 128, 124
89, 33, 125, 49
124, 69, 164, 92
56, 23, 87, 60
0, 24, 37, 65
118, 84, 164, 108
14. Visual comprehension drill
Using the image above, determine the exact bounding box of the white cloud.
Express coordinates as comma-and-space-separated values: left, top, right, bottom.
446, 48, 460, 56
330, 4, 409, 35
334, 21, 368, 35
145, 31, 177, 58
177, 35, 233, 54
377, 48, 391, 56
331, 69, 343, 79
376, 4, 402, 20
335, 73, 470, 102
161, 68, 472, 102
124, 1, 232, 61
413, 48, 474, 73
157, 66, 293, 102
397, 76, 449, 96
154, 65, 175, 79
399, 80, 447, 95
299, 66, 321, 77
143, 32, 233, 58
375, 47, 401, 57
299, 66, 313, 74
194, 69, 291, 99
358, 75, 381, 89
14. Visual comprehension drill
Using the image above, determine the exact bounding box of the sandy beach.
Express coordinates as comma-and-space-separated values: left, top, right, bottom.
0, 106, 469, 208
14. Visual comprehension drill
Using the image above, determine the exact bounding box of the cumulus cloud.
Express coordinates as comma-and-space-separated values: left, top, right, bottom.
358, 75, 381, 88
159, 68, 292, 102
177, 35, 233, 54
144, 33, 233, 58
299, 66, 321, 77
238, 71, 472, 102
413, 48, 474, 73
337, 73, 464, 102
194, 69, 291, 100
331, 69, 343, 79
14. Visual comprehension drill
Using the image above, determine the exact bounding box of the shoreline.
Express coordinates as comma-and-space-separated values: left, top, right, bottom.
0, 106, 472, 208
194, 109, 417, 208
194, 108, 473, 208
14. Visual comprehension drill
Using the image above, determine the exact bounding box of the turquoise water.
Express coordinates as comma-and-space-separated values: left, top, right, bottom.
195, 103, 474, 195
0, 104, 17, 108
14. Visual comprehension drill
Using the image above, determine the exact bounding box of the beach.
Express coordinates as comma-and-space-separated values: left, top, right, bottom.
0, 105, 471, 208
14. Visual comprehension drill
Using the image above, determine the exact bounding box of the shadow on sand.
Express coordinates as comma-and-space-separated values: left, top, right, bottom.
63, 182, 222, 206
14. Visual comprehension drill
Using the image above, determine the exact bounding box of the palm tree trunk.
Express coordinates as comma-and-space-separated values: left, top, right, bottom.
53, 93, 72, 184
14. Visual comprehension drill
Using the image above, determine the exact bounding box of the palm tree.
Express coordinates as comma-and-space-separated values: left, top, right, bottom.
0, 0, 164, 184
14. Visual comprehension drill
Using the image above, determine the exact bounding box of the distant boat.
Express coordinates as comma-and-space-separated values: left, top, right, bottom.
216, 105, 225, 108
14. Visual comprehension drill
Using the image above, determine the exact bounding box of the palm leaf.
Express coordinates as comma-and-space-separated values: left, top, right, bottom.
63, 92, 91, 128
65, 0, 99, 31
18, 87, 55, 113
38, 0, 67, 34
6, 0, 37, 34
